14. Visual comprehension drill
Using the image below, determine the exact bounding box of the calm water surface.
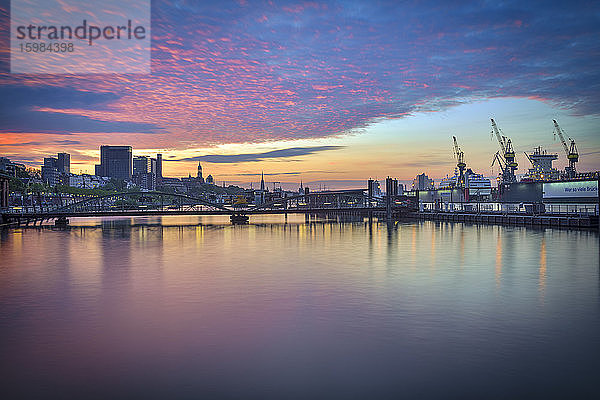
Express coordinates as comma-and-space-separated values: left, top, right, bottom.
1, 215, 599, 399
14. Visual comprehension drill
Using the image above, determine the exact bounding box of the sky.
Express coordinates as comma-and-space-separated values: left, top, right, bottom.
0, 0, 599, 190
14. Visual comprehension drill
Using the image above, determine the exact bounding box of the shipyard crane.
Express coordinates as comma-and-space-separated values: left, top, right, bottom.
490, 118, 518, 183
552, 119, 579, 178
452, 136, 467, 188
491, 151, 506, 171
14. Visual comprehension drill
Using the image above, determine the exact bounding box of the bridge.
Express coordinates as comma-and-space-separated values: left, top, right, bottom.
0, 189, 406, 226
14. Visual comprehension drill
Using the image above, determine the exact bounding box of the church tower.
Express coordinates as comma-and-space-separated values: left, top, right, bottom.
260, 171, 265, 191
197, 162, 204, 183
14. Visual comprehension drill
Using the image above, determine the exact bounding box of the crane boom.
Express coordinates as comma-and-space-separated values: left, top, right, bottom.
491, 118, 506, 154
452, 136, 465, 165
453, 136, 459, 157
552, 119, 579, 177
452, 136, 467, 187
553, 119, 570, 155
489, 118, 517, 183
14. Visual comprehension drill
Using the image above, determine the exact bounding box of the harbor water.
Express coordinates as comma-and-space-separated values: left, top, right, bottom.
1, 215, 599, 398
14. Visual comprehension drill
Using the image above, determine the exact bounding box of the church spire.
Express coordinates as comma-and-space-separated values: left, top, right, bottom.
260, 171, 265, 191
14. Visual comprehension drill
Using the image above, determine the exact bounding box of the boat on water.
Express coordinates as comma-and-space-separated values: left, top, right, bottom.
438, 168, 492, 196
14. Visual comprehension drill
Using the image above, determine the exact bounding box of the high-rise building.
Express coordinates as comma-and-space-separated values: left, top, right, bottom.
368, 179, 382, 198
156, 153, 163, 181
96, 146, 132, 180
95, 164, 103, 176
386, 177, 399, 196
57, 153, 70, 174
133, 156, 151, 175
133, 156, 156, 190
197, 162, 203, 182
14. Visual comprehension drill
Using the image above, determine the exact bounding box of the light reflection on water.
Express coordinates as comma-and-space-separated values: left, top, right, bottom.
0, 215, 599, 399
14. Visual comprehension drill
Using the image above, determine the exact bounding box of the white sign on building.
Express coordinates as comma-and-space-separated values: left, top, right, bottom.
542, 180, 598, 199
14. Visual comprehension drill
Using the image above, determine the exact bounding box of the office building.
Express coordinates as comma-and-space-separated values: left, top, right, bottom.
133, 156, 156, 190
156, 153, 163, 182
57, 153, 70, 174
133, 156, 152, 175
95, 146, 133, 180
368, 179, 382, 198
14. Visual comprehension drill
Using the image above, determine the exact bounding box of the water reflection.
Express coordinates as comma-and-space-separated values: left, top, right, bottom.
0, 217, 599, 398
539, 237, 547, 296
496, 229, 503, 289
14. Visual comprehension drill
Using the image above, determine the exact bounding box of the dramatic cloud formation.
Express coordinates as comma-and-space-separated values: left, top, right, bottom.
0, 0, 598, 175
0, 86, 160, 134
175, 146, 343, 163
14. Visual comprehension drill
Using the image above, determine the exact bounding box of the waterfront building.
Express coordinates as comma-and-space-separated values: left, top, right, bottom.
412, 173, 435, 191
368, 179, 383, 198
398, 183, 405, 195
386, 178, 399, 196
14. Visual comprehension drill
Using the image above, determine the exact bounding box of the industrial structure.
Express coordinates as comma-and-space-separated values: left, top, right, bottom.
452, 136, 466, 187
490, 118, 518, 183
553, 119, 579, 178
523, 147, 559, 182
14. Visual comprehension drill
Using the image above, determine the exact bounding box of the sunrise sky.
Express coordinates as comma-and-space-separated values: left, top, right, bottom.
1, 0, 599, 189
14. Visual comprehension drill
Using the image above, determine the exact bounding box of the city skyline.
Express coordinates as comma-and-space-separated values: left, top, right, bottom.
1, 1, 599, 189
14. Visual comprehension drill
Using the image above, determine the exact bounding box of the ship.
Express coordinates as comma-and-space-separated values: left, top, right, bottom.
439, 168, 491, 196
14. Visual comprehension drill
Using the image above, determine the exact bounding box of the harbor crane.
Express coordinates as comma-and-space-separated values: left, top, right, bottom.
552, 120, 579, 178
490, 118, 518, 183
452, 136, 467, 188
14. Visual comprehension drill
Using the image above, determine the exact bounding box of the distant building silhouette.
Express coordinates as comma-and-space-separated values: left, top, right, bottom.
95, 146, 132, 180
41, 153, 70, 186
197, 162, 204, 183
57, 153, 70, 174
156, 153, 163, 182
133, 156, 156, 190
0, 157, 26, 177
412, 173, 434, 191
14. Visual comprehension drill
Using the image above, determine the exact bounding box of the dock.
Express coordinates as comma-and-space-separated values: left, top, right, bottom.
404, 211, 598, 229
